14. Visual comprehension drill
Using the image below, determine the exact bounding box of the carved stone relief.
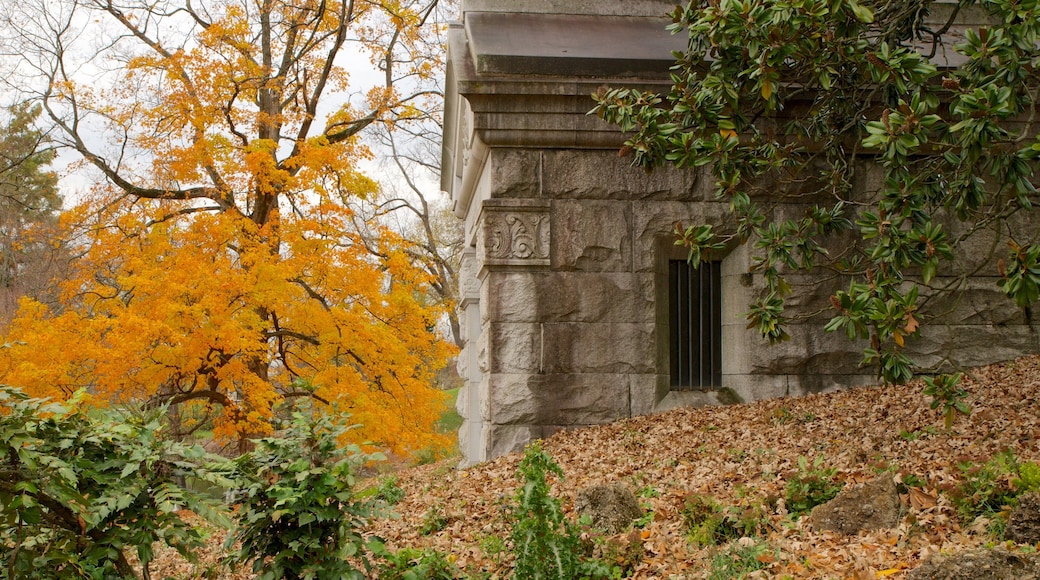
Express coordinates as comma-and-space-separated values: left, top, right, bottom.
479, 202, 551, 268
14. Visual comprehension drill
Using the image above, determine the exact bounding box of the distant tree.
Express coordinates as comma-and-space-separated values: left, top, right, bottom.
0, 102, 63, 327
594, 0, 1040, 383
353, 0, 464, 349
355, 121, 465, 348
0, 0, 455, 455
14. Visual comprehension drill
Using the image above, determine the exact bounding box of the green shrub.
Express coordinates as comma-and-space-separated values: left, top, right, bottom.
0, 386, 231, 580
784, 456, 843, 517
510, 441, 610, 580
225, 409, 385, 580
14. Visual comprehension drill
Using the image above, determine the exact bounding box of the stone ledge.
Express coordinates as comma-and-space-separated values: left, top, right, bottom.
461, 0, 677, 17
466, 12, 684, 78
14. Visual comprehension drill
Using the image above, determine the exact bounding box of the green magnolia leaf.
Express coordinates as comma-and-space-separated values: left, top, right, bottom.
847, 0, 874, 23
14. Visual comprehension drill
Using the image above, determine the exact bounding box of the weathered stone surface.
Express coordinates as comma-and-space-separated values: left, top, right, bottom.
463, 0, 681, 17
487, 322, 658, 375
542, 150, 702, 202
542, 323, 656, 374
907, 547, 1040, 580
632, 200, 731, 273
908, 324, 1040, 371
483, 271, 654, 324
653, 388, 744, 413
722, 324, 866, 378
575, 483, 644, 534
629, 373, 664, 416
552, 200, 631, 272
486, 324, 540, 374
487, 149, 541, 199
808, 476, 901, 535
1007, 491, 1040, 545
487, 373, 631, 425
483, 423, 543, 459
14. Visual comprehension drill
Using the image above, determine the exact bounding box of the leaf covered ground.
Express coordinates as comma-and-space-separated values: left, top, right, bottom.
155, 356, 1040, 578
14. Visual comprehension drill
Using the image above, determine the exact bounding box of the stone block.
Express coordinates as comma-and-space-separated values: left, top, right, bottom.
629, 373, 664, 416
653, 389, 744, 413
552, 199, 632, 272
487, 323, 540, 374
478, 199, 551, 268
721, 323, 866, 378
541, 150, 703, 201
543, 322, 657, 374
723, 374, 793, 401
919, 278, 1027, 326
906, 323, 1040, 371
488, 149, 541, 199
457, 417, 485, 467
632, 200, 731, 272
484, 423, 543, 458
487, 373, 631, 425
483, 271, 655, 324
785, 373, 877, 397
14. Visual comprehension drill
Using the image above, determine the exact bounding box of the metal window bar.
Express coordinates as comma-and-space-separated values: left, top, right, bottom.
669, 259, 722, 389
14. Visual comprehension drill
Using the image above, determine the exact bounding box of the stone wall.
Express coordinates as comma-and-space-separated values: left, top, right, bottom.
443, 0, 1040, 466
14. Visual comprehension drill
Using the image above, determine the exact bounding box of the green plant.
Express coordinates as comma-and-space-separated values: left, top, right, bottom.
377, 474, 407, 506
510, 441, 610, 580
707, 540, 774, 580
900, 425, 940, 441
923, 373, 971, 429
594, 530, 644, 578
681, 494, 767, 547
419, 505, 451, 536
1015, 461, 1040, 493
901, 473, 927, 490
770, 407, 793, 425
375, 546, 464, 580
0, 387, 231, 580
784, 456, 844, 517
950, 451, 1039, 526
480, 533, 508, 558
225, 408, 385, 580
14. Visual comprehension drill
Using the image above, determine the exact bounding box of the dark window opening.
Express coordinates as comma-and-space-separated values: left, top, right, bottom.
668, 259, 722, 389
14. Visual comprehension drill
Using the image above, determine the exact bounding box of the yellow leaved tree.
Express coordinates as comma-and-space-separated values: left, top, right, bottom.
0, 0, 456, 455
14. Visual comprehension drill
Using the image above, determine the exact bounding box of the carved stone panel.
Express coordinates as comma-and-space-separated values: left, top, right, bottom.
479, 200, 551, 268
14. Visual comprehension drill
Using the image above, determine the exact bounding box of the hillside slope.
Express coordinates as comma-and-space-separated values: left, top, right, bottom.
373, 356, 1040, 579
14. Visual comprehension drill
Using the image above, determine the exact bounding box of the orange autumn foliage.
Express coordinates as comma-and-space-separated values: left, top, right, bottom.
0, 0, 455, 455
1, 198, 455, 454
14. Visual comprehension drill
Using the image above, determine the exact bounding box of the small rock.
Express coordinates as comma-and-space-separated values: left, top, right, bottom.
907, 546, 1040, 580
574, 483, 644, 534
1007, 491, 1040, 545
808, 476, 900, 535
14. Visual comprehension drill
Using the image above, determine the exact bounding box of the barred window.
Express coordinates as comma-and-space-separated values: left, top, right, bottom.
668, 259, 722, 389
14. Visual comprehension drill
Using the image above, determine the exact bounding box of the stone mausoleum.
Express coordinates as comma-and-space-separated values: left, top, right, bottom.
442, 0, 1040, 466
